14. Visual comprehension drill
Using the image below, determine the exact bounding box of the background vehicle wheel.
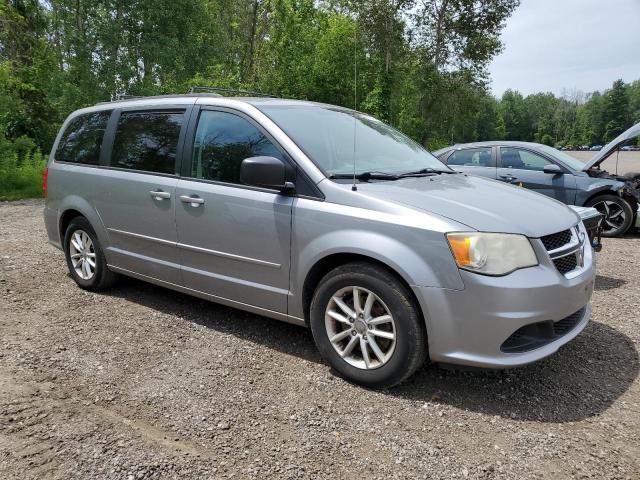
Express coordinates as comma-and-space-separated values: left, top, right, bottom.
309, 262, 427, 389
63, 217, 117, 291
585, 194, 633, 237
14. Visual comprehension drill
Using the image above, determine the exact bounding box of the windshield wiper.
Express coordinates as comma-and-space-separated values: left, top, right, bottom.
398, 168, 456, 177
329, 171, 400, 181
329, 167, 456, 181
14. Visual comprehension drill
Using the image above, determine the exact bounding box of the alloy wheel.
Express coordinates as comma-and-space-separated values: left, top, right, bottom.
591, 200, 627, 234
325, 286, 396, 370
69, 229, 96, 280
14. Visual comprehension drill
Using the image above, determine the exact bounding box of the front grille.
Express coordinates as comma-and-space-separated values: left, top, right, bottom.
553, 254, 578, 274
541, 228, 582, 276
500, 307, 586, 353
541, 229, 572, 251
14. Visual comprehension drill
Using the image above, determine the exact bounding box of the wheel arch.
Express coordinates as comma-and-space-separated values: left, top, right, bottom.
59, 208, 85, 241
582, 188, 617, 206
57, 196, 110, 250
582, 189, 638, 214
300, 252, 428, 331
579, 179, 628, 206
582, 190, 636, 236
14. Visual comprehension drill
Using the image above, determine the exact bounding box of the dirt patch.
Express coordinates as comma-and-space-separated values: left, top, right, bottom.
1, 199, 639, 479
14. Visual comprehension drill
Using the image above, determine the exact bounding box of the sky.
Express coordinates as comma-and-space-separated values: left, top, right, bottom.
488, 0, 640, 98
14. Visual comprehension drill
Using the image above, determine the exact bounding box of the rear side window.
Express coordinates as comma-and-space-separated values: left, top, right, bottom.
447, 147, 494, 167
111, 111, 184, 174
190, 110, 285, 184
55, 111, 111, 165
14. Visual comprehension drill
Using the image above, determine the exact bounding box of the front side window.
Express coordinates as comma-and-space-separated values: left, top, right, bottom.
190, 110, 285, 184
537, 145, 584, 171
447, 147, 494, 167
111, 111, 184, 174
501, 147, 553, 171
257, 104, 451, 177
55, 111, 111, 165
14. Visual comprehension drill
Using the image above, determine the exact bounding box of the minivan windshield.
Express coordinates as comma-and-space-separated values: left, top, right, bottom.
258, 104, 451, 178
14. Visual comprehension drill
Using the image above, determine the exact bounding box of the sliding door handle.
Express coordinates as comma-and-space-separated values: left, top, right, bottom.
179, 195, 205, 206
149, 190, 171, 200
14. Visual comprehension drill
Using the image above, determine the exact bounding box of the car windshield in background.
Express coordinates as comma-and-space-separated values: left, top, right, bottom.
258, 104, 451, 178
538, 145, 587, 171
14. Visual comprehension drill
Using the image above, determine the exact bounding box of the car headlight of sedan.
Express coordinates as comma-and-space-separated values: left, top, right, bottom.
446, 232, 538, 276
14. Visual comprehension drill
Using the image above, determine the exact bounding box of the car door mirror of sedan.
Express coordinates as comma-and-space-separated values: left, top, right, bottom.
240, 156, 295, 192
543, 164, 563, 175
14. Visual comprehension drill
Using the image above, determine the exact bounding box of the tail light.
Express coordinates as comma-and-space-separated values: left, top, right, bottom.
42, 167, 48, 198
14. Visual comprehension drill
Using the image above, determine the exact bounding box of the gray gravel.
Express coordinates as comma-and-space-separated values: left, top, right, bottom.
1, 199, 639, 479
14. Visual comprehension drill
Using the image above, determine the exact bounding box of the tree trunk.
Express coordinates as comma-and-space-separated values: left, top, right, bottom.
245, 0, 259, 83
433, 0, 449, 70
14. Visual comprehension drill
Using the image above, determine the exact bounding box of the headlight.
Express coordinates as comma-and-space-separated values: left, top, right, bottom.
446, 232, 538, 276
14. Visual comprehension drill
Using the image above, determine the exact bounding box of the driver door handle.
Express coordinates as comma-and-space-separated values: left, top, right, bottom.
180, 195, 205, 206
499, 174, 517, 182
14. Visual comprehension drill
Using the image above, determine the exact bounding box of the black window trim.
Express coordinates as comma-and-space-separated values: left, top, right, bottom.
497, 145, 569, 173
180, 105, 324, 200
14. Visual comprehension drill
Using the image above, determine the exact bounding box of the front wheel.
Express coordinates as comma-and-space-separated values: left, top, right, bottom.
585, 194, 634, 237
309, 262, 427, 389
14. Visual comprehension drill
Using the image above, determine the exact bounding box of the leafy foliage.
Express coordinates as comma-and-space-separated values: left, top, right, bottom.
0, 0, 638, 200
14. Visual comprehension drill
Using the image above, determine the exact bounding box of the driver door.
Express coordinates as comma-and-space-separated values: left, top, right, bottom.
497, 147, 577, 204
175, 107, 294, 313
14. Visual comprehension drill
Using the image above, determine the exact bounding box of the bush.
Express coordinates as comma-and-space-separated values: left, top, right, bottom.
0, 139, 47, 200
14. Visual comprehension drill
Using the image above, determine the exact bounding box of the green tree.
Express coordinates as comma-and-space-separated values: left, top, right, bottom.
602, 79, 631, 142
475, 95, 505, 140
499, 89, 528, 140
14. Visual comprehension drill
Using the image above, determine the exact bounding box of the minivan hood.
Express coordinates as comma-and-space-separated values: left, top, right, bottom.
583, 121, 640, 170
355, 174, 579, 237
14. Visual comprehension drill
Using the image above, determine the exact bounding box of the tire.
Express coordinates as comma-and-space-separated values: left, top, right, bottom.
63, 217, 118, 291
585, 194, 634, 237
309, 262, 427, 389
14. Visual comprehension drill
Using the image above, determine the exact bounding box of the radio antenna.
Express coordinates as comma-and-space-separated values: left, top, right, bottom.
351, 18, 358, 192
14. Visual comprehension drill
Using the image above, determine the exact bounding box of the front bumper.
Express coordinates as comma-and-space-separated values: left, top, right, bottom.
412, 237, 596, 368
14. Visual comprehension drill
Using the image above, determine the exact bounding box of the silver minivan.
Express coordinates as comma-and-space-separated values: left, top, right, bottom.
44, 93, 596, 388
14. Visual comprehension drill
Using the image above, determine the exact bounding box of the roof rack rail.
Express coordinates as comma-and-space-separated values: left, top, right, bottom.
187, 86, 272, 97
111, 94, 146, 101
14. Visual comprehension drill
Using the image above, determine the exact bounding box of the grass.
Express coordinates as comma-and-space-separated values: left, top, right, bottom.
0, 151, 47, 201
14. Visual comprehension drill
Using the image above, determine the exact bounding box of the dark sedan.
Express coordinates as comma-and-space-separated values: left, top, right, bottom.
433, 123, 640, 237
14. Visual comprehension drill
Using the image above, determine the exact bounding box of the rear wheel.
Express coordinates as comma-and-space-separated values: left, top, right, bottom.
309, 262, 427, 389
63, 217, 117, 291
585, 194, 633, 237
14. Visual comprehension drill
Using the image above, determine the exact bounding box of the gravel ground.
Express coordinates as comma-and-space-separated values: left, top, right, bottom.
1, 199, 639, 479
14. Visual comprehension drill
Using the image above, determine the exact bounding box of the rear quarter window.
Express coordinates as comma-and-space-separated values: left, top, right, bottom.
55, 111, 111, 165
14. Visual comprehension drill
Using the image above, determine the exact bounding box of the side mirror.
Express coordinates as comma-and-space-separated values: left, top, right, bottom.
543, 164, 563, 175
240, 156, 294, 191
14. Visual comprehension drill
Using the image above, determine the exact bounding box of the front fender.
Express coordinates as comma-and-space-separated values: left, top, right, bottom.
288, 198, 465, 320
577, 178, 626, 205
